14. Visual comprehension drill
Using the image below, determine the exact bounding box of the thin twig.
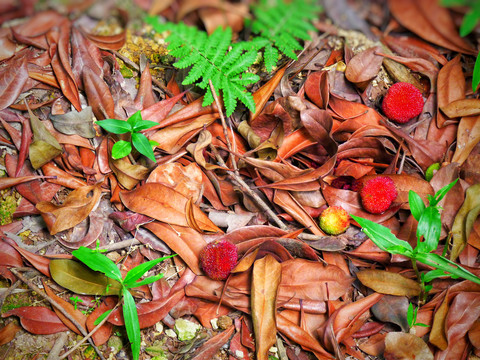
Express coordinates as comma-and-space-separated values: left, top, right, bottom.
47, 331, 69, 360
209, 144, 288, 231
110, 50, 174, 98
99, 238, 141, 252
58, 301, 122, 360
9, 268, 107, 360
208, 80, 238, 172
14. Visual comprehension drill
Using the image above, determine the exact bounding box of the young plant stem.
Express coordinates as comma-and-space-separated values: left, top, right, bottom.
411, 258, 427, 305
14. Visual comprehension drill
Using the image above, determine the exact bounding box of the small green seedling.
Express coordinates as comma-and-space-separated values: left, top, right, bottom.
69, 296, 83, 310
96, 110, 159, 162
407, 302, 429, 330
72, 246, 175, 360
352, 179, 480, 302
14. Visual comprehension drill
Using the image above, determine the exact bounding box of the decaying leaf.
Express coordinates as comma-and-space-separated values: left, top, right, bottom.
384, 332, 433, 360
1, 306, 69, 335
49, 106, 96, 138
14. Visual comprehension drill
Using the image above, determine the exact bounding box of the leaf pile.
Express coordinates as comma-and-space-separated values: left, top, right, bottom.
0, 0, 480, 359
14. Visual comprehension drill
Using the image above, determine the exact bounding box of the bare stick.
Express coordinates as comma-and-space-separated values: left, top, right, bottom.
208, 80, 238, 172
209, 144, 288, 230
58, 301, 122, 360
10, 268, 107, 360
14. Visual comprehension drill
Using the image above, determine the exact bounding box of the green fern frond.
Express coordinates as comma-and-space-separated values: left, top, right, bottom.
146, 20, 259, 116
249, 0, 322, 71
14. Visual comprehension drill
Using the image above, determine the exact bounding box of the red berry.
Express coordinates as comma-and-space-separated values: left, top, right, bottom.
382, 82, 424, 123
199, 240, 238, 280
319, 206, 350, 235
360, 176, 397, 214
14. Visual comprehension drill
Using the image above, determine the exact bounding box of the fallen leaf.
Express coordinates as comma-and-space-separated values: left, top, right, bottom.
384, 332, 433, 360
27, 104, 63, 169
345, 46, 383, 83
371, 295, 409, 332
1, 306, 69, 335
49, 106, 96, 138
451, 183, 480, 261
120, 183, 220, 232
0, 322, 21, 346
43, 281, 87, 334
49, 259, 122, 295
251, 255, 281, 360
0, 54, 28, 110
36, 184, 102, 235
357, 269, 421, 296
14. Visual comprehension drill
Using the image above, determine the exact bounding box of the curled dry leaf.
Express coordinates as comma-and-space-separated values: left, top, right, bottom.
186, 129, 225, 170
1, 306, 69, 335
36, 184, 102, 235
251, 255, 281, 360
452, 115, 480, 166
357, 269, 421, 296
388, 0, 475, 55
109, 158, 149, 190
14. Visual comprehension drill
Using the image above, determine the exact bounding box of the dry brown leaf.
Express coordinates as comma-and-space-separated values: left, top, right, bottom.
251, 255, 281, 360
36, 184, 102, 235
384, 332, 433, 360
357, 269, 421, 296
120, 183, 220, 233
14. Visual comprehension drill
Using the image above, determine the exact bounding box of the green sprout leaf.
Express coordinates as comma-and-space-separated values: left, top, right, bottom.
132, 132, 156, 161
123, 255, 175, 287
416, 252, 480, 285
93, 309, 113, 326
416, 206, 441, 253
473, 53, 480, 93
72, 246, 123, 283
96, 119, 132, 134
351, 215, 413, 256
112, 140, 132, 159
408, 190, 425, 221
123, 287, 141, 360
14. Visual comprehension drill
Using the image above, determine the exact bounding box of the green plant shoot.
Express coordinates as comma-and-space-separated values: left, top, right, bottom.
72, 246, 175, 360
351, 179, 480, 302
96, 111, 159, 162
407, 302, 429, 329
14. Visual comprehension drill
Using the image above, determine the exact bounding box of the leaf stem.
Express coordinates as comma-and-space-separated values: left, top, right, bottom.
411, 258, 426, 305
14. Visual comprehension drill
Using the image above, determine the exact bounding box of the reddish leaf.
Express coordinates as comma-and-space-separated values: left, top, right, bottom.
345, 46, 383, 83
436, 55, 465, 128
191, 325, 235, 360
43, 281, 87, 334
1, 306, 69, 334
82, 66, 115, 120
0, 240, 23, 267
388, 0, 475, 54
2, 236, 51, 277
0, 54, 28, 110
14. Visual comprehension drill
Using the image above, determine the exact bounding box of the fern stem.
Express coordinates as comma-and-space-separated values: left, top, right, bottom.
208, 80, 238, 172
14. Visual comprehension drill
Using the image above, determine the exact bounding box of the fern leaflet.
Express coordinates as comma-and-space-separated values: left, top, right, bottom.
248, 0, 322, 71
